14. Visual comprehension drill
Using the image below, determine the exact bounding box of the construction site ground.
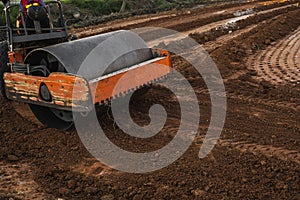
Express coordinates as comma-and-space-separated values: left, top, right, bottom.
0, 0, 299, 199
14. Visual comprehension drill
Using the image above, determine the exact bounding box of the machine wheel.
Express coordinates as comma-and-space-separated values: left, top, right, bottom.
0, 41, 9, 98
28, 60, 74, 130
68, 34, 78, 41
29, 104, 74, 130
24, 30, 154, 130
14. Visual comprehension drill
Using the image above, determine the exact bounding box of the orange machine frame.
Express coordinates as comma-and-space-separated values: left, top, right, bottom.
4, 49, 172, 112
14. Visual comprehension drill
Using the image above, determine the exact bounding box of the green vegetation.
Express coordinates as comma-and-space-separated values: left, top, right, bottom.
0, 4, 20, 26
0, 5, 5, 26
0, 0, 220, 28
153, 0, 174, 10
60, 0, 210, 16
62, 0, 123, 15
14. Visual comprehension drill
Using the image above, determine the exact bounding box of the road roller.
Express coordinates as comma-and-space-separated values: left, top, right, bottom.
0, 1, 172, 130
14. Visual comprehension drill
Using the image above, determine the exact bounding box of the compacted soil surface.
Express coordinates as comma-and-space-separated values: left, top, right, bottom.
0, 0, 299, 199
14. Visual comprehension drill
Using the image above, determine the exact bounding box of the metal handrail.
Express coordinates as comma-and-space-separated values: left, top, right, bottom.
3, 0, 68, 48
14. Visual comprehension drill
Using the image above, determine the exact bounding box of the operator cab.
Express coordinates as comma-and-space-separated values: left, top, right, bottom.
1, 0, 69, 49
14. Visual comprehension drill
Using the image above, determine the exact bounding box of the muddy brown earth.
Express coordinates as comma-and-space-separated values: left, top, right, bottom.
0, 0, 299, 199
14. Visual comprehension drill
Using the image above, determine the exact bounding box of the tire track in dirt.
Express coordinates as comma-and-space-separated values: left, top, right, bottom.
185, 3, 297, 35
204, 25, 257, 53
228, 93, 299, 111
74, 0, 298, 38
142, 3, 297, 53
73, 1, 254, 37
249, 27, 300, 85
218, 140, 300, 165
194, 135, 300, 166
204, 12, 284, 53
71, 158, 115, 177
0, 162, 51, 199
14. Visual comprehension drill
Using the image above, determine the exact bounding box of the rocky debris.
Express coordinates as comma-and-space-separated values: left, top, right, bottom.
101, 194, 114, 200
7, 155, 19, 162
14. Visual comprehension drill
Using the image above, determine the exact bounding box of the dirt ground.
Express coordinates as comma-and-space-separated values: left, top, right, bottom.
0, 0, 299, 199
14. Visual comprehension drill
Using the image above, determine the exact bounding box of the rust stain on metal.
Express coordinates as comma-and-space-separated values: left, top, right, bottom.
4, 73, 90, 111
4, 49, 172, 111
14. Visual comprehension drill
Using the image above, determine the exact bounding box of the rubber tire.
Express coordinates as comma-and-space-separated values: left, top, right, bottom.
0, 41, 9, 98
68, 34, 78, 41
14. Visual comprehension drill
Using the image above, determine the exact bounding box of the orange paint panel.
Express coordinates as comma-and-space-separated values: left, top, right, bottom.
4, 48, 173, 110
8, 51, 24, 63
89, 51, 172, 104
4, 72, 91, 111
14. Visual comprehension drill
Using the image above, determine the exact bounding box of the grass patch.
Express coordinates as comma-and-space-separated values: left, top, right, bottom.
0, 4, 20, 26
62, 0, 123, 15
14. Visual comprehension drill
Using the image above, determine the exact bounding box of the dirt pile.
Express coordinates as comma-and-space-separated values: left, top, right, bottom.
190, 5, 299, 45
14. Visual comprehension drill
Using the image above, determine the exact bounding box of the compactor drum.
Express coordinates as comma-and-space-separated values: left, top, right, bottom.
0, 1, 172, 130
